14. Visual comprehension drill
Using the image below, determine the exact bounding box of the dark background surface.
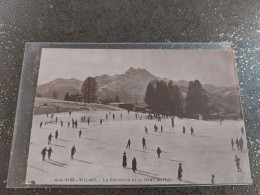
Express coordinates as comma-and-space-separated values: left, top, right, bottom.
0, 0, 259, 194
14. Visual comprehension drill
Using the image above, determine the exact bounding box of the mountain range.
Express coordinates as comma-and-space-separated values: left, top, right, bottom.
36, 67, 241, 114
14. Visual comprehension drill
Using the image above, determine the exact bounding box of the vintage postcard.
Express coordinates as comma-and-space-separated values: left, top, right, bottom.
23, 46, 251, 186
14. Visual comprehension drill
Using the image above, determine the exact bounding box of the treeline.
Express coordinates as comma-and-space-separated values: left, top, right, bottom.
144, 80, 183, 116
144, 79, 209, 119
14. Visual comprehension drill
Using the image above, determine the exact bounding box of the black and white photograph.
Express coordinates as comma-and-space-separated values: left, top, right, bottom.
25, 48, 251, 185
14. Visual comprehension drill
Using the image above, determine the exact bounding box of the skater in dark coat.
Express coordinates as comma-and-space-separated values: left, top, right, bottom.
41, 147, 47, 160
79, 130, 82, 138
211, 175, 215, 184
55, 130, 58, 140
235, 155, 241, 172
177, 163, 183, 180
157, 147, 161, 158
68, 122, 70, 127
241, 126, 244, 135
55, 117, 58, 123
145, 126, 148, 134
183, 126, 185, 134
132, 157, 137, 172
122, 152, 127, 168
106, 114, 108, 120
171, 117, 174, 127
126, 139, 131, 149
121, 113, 122, 119
60, 121, 63, 127
40, 121, 43, 128
161, 125, 163, 132
48, 133, 53, 144
87, 117, 90, 125
142, 137, 146, 149
71, 145, 76, 159
75, 120, 78, 128
239, 137, 243, 151
113, 114, 115, 120
190, 127, 194, 136
47, 147, 53, 160
231, 138, 234, 150
236, 138, 240, 150
100, 119, 102, 125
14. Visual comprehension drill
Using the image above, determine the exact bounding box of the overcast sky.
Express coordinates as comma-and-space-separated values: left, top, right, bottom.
38, 48, 238, 87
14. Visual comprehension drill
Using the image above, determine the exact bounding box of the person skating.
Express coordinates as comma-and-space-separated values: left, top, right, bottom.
132, 157, 137, 173
171, 117, 174, 127
48, 133, 53, 144
239, 137, 243, 151
79, 130, 82, 138
235, 155, 241, 172
121, 113, 122, 119
157, 147, 161, 158
40, 121, 43, 128
190, 127, 194, 136
211, 175, 215, 184
60, 121, 63, 127
47, 147, 53, 160
236, 138, 240, 150
68, 122, 70, 127
113, 114, 115, 120
106, 114, 108, 120
100, 119, 102, 125
177, 163, 183, 180
41, 147, 47, 160
231, 138, 234, 150
55, 130, 58, 140
122, 152, 127, 168
75, 120, 78, 128
145, 126, 148, 134
87, 117, 90, 125
55, 117, 58, 123
161, 125, 163, 132
142, 137, 146, 149
72, 119, 74, 128
183, 126, 185, 134
126, 139, 131, 149
241, 126, 244, 135
71, 145, 76, 159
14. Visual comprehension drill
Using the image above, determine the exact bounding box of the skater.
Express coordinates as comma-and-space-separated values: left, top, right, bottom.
122, 152, 127, 168
75, 120, 78, 128
145, 126, 148, 134
236, 138, 240, 150
241, 126, 244, 135
157, 147, 161, 158
211, 175, 215, 184
177, 163, 183, 180
87, 117, 90, 125
55, 116, 58, 123
154, 124, 158, 132
68, 122, 70, 127
231, 138, 234, 150
69, 111, 71, 115
47, 147, 53, 160
126, 139, 131, 149
113, 114, 115, 120
161, 125, 163, 132
239, 137, 243, 151
100, 119, 102, 125
46, 112, 48, 117
235, 155, 241, 172
71, 145, 76, 159
171, 117, 174, 127
60, 121, 63, 127
106, 114, 108, 120
72, 119, 74, 128
78, 130, 82, 138
142, 137, 146, 149
41, 147, 47, 160
121, 113, 122, 119
183, 126, 185, 134
190, 127, 194, 136
40, 121, 43, 128
55, 130, 58, 140
51, 114, 53, 118
48, 133, 53, 144
135, 113, 138, 119
132, 157, 137, 173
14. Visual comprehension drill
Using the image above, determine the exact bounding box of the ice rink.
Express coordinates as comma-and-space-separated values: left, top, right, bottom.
26, 109, 251, 186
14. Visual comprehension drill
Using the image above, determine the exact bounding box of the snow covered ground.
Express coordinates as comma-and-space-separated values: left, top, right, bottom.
26, 109, 252, 186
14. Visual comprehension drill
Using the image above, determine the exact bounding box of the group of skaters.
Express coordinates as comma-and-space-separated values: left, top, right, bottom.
40, 110, 247, 183
231, 137, 244, 151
